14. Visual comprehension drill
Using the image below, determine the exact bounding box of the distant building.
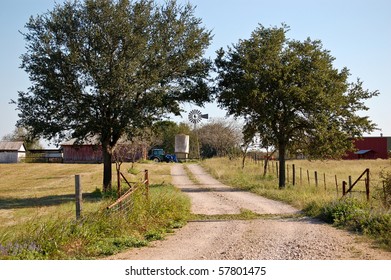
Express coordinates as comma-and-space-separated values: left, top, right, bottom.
61, 137, 145, 163
343, 136, 391, 159
0, 141, 26, 163
27, 149, 63, 163
61, 137, 103, 163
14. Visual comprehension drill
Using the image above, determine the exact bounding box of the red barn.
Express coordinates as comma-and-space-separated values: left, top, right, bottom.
344, 136, 391, 159
61, 137, 146, 163
61, 138, 103, 163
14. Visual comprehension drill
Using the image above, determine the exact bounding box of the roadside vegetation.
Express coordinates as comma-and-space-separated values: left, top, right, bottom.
202, 157, 391, 250
0, 163, 190, 259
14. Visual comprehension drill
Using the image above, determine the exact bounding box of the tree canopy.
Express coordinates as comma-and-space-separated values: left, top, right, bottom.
15, 0, 212, 191
214, 24, 379, 188
197, 119, 242, 158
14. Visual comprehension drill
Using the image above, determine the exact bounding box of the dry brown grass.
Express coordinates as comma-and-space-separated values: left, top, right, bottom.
202, 157, 391, 210
0, 162, 172, 231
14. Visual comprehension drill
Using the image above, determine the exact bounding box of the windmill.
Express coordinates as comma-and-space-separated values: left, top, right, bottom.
188, 109, 208, 130
188, 109, 208, 159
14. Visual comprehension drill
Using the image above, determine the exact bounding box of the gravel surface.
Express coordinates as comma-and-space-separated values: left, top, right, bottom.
106, 164, 391, 260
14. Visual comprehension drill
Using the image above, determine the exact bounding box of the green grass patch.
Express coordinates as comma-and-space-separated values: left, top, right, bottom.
189, 209, 303, 222
190, 209, 261, 221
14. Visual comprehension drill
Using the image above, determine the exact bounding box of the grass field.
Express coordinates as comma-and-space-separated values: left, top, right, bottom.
201, 157, 391, 250
0, 162, 172, 228
0, 162, 189, 259
1, 158, 390, 258
202, 158, 391, 208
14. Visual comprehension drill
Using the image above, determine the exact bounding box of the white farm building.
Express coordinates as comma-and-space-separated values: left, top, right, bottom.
0, 141, 26, 163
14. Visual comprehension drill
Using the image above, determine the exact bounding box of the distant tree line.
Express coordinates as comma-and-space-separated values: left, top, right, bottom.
150, 119, 243, 159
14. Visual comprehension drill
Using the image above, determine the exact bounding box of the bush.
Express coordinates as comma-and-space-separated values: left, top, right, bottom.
322, 198, 368, 226
320, 198, 391, 248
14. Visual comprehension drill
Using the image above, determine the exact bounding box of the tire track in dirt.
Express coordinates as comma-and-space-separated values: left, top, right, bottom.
184, 164, 299, 215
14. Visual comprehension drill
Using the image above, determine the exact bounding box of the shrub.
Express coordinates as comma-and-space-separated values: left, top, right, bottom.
322, 198, 369, 226
321, 198, 391, 248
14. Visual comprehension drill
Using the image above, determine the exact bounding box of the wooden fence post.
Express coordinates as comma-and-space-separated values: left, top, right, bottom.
292, 164, 296, 186
117, 166, 121, 198
75, 175, 82, 220
307, 170, 310, 187
365, 169, 370, 201
287, 164, 289, 183
324, 173, 326, 190
335, 175, 339, 195
315, 171, 318, 188
300, 167, 302, 186
342, 181, 347, 196
144, 169, 149, 200
276, 161, 279, 178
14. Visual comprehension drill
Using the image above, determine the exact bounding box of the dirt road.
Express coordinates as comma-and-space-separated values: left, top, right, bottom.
107, 164, 391, 260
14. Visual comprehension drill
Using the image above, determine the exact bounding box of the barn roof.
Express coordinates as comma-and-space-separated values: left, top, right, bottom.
61, 135, 132, 146
61, 136, 100, 146
0, 141, 25, 151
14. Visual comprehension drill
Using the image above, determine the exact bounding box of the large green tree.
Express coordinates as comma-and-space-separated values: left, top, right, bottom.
14, 0, 212, 191
214, 24, 379, 188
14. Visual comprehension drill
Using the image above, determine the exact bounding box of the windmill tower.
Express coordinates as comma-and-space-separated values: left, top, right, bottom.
188, 109, 208, 159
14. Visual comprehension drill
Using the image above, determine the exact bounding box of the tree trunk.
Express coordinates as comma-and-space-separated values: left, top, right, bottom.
242, 154, 247, 169
102, 143, 113, 193
263, 158, 269, 177
278, 143, 286, 189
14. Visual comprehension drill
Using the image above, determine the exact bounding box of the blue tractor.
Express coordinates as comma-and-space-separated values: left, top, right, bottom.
149, 148, 178, 163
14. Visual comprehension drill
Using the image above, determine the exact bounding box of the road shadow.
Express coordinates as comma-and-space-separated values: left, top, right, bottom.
0, 192, 102, 210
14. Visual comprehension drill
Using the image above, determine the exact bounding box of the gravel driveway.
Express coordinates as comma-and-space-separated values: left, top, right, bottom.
106, 164, 391, 260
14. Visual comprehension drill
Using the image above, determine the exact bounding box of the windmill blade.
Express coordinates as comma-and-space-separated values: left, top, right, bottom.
188, 109, 203, 123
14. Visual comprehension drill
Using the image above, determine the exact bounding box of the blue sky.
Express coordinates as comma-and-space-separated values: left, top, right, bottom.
1, 0, 390, 141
